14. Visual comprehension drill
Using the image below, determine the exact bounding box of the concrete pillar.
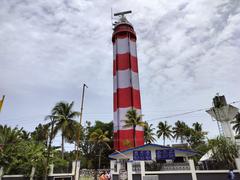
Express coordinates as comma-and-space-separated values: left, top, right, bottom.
117, 161, 121, 174
73, 161, 80, 180
235, 158, 240, 172
110, 160, 116, 173
72, 161, 76, 175
0, 167, 3, 180
127, 161, 133, 180
30, 167, 35, 180
49, 164, 54, 175
140, 161, 145, 180
189, 159, 197, 180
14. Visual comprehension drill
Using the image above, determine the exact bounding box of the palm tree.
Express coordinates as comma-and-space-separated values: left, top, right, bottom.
157, 121, 173, 146
90, 128, 110, 169
0, 125, 22, 146
193, 122, 202, 132
51, 101, 80, 159
44, 116, 58, 180
172, 121, 188, 143
31, 123, 50, 145
144, 122, 156, 144
123, 109, 146, 147
231, 113, 240, 135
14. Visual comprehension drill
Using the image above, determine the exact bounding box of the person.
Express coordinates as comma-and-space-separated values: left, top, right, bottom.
99, 171, 107, 180
105, 170, 111, 180
228, 169, 235, 180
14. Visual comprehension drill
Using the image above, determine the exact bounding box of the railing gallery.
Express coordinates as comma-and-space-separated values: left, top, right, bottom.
145, 162, 190, 171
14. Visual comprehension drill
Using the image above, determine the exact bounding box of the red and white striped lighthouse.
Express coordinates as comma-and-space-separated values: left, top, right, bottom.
112, 11, 144, 151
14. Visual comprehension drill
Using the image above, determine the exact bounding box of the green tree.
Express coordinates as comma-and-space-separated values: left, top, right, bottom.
172, 120, 188, 143
123, 109, 145, 147
31, 123, 50, 145
80, 121, 113, 169
208, 136, 238, 169
186, 123, 207, 148
0, 125, 22, 146
231, 113, 240, 135
144, 122, 156, 144
90, 128, 110, 169
157, 121, 173, 146
51, 101, 79, 159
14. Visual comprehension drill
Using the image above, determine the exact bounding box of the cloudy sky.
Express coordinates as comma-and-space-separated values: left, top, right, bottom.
0, 0, 240, 149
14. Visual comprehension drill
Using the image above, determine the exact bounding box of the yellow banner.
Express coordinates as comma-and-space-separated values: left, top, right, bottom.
0, 95, 5, 112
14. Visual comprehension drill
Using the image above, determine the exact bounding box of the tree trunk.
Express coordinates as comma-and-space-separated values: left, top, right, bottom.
44, 120, 54, 180
163, 136, 165, 146
133, 126, 136, 147
98, 149, 102, 169
61, 133, 64, 159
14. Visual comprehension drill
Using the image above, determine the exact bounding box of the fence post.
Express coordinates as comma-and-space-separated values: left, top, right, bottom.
235, 158, 240, 172
127, 161, 133, 180
189, 159, 197, 180
0, 167, 3, 180
140, 161, 145, 180
49, 164, 54, 176
72, 161, 76, 175
30, 167, 35, 180
73, 161, 80, 180
117, 161, 121, 174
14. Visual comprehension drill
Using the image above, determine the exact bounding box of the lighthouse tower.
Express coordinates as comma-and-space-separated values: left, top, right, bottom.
112, 11, 144, 151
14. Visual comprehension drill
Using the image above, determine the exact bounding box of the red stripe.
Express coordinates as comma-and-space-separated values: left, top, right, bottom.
113, 87, 141, 111
113, 54, 138, 75
114, 130, 144, 151
113, 34, 136, 41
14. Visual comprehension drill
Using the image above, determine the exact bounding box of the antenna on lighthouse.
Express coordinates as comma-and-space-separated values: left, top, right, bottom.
112, 10, 132, 28
114, 10, 132, 17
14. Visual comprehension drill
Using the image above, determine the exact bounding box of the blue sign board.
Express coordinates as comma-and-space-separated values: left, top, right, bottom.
156, 149, 175, 160
133, 150, 152, 160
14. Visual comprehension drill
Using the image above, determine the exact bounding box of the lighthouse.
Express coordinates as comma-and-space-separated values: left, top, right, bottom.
112, 11, 144, 151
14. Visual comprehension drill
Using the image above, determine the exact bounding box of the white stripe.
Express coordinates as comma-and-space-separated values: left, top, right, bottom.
113, 70, 139, 93
114, 108, 144, 131
130, 40, 137, 57
113, 44, 116, 60
113, 114, 118, 131
113, 38, 137, 57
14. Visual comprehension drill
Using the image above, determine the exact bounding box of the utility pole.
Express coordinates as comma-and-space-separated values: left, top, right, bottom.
75, 83, 88, 180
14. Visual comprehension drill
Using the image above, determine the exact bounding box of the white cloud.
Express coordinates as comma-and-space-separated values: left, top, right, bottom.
0, 0, 240, 146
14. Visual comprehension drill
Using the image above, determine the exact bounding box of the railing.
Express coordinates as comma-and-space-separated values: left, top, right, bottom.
145, 162, 190, 171
132, 162, 141, 172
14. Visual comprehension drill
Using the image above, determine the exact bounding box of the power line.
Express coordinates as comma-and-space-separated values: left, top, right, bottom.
147, 100, 240, 122
1, 99, 240, 124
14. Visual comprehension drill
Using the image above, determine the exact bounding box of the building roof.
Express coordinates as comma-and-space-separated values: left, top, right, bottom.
109, 143, 197, 159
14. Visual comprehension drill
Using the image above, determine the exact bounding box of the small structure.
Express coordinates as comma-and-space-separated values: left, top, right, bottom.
109, 144, 196, 162
109, 144, 197, 180
206, 95, 238, 141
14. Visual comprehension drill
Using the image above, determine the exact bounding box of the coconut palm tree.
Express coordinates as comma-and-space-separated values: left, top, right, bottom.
231, 113, 240, 135
31, 123, 50, 145
144, 122, 156, 144
172, 120, 188, 143
193, 122, 202, 132
51, 101, 80, 159
157, 121, 173, 146
0, 125, 22, 146
123, 109, 146, 147
90, 128, 110, 169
